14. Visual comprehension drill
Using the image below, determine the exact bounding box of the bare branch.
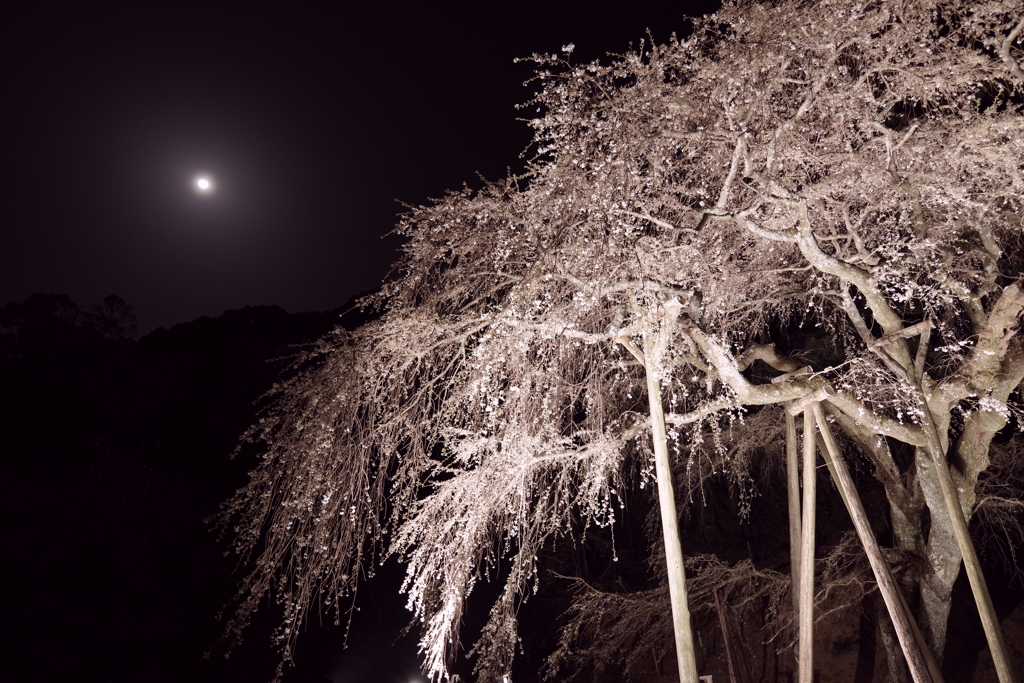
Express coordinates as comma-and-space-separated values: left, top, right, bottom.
1001, 16, 1024, 83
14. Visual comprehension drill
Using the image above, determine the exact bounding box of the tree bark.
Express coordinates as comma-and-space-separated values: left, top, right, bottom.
913, 446, 959, 659
860, 321, 1017, 681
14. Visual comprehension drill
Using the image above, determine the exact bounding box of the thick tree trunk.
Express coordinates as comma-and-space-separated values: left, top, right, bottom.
913, 446, 960, 660
873, 336, 1018, 683
831, 411, 934, 677
914, 413, 1014, 682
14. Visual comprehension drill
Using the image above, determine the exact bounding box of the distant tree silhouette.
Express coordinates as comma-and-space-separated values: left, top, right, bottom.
84, 294, 138, 340
0, 292, 357, 683
1, 292, 83, 348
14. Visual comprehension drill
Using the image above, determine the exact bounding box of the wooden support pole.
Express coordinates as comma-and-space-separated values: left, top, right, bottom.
810, 402, 940, 683
643, 335, 699, 683
785, 405, 802, 625
798, 408, 816, 683
715, 588, 739, 683
918, 413, 1014, 683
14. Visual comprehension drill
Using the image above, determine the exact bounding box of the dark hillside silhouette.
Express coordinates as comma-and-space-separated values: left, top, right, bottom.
0, 294, 371, 682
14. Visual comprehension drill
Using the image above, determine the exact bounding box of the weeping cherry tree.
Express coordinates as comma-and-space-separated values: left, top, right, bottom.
216, 0, 1024, 680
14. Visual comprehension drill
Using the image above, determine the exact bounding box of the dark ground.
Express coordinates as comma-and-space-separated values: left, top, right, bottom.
0, 292, 405, 682
2, 292, 1021, 682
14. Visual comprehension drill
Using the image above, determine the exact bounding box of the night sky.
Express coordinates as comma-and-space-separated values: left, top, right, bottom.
4, 3, 728, 682
4, 0, 720, 334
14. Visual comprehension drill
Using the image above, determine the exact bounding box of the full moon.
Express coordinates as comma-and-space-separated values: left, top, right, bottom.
192, 174, 215, 195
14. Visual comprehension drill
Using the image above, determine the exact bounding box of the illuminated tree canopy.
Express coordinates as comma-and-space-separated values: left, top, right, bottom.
216, 0, 1024, 680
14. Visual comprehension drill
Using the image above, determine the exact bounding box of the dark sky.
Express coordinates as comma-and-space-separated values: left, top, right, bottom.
4, 6, 724, 680
3, 1, 720, 334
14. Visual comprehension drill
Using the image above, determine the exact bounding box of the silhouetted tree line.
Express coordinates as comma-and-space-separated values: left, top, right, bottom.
0, 293, 371, 683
